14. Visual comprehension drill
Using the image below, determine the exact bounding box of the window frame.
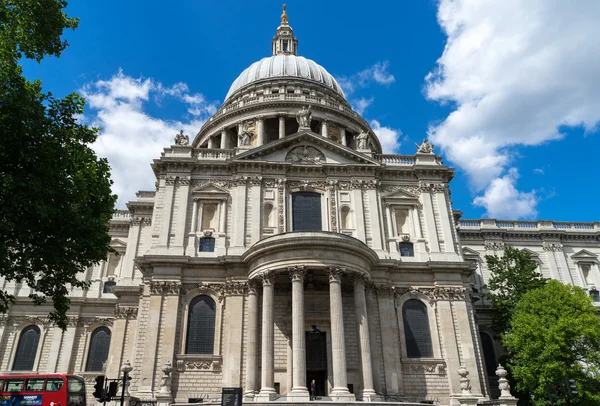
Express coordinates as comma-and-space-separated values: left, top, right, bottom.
179, 288, 223, 357
396, 293, 442, 360
85, 326, 112, 372
11, 324, 43, 372
289, 190, 325, 232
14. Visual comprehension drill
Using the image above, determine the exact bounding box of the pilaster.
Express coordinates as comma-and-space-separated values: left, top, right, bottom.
156, 177, 176, 254
230, 178, 248, 255
173, 178, 190, 255
376, 285, 402, 395
222, 282, 246, 388
421, 190, 441, 257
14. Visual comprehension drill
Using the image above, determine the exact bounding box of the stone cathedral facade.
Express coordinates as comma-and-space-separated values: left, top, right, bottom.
1, 8, 599, 406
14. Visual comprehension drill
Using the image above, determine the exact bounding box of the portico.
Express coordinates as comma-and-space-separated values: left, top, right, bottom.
243, 232, 381, 402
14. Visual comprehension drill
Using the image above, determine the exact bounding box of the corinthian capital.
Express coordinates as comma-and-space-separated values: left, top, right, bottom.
288, 265, 306, 282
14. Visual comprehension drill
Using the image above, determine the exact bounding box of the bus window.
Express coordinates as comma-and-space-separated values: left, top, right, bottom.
5, 379, 24, 392
0, 379, 4, 391
67, 376, 86, 406
45, 377, 64, 391
26, 378, 45, 391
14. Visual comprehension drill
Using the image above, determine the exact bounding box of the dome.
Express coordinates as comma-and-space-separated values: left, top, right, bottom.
224, 55, 346, 102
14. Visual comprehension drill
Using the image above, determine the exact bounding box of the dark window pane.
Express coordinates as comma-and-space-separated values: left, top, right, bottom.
480, 332, 497, 376
25, 378, 45, 391
103, 281, 116, 293
292, 192, 322, 231
86, 327, 111, 371
399, 242, 414, 257
403, 300, 433, 358
12, 325, 40, 370
186, 296, 216, 354
5, 379, 24, 392
199, 237, 215, 252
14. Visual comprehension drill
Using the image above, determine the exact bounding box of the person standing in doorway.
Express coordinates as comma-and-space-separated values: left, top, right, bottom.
310, 379, 316, 401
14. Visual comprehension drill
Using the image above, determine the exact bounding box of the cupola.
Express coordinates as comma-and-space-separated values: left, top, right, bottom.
272, 4, 298, 56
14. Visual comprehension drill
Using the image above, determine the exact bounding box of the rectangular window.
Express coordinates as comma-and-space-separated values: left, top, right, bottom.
25, 379, 45, 391
399, 242, 414, 257
5, 379, 24, 392
199, 237, 216, 252
292, 192, 322, 231
45, 378, 64, 391
103, 281, 116, 293
283, 40, 288, 52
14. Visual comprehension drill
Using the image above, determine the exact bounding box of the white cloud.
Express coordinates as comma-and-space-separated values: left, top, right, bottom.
533, 168, 545, 175
352, 97, 374, 115
337, 61, 395, 95
370, 120, 401, 154
81, 70, 217, 208
473, 168, 537, 219
426, 0, 600, 217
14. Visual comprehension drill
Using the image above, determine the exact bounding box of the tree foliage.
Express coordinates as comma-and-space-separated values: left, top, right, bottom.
0, 0, 116, 329
484, 246, 548, 337
503, 280, 600, 405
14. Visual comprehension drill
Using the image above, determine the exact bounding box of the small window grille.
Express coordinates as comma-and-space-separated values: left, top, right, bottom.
103, 281, 116, 293
199, 237, 215, 252
292, 192, 322, 231
399, 242, 414, 257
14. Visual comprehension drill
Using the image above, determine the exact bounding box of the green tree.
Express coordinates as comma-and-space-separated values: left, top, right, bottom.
0, 0, 116, 329
503, 280, 600, 405
484, 245, 547, 337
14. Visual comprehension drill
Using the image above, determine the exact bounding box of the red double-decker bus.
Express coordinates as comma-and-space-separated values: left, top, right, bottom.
0, 374, 86, 406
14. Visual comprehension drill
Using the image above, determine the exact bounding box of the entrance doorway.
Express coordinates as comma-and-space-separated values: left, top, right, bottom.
306, 330, 327, 397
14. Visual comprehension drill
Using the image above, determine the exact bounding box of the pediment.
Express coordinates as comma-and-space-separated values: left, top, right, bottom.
462, 247, 481, 258
192, 183, 229, 200
110, 238, 127, 252
382, 188, 420, 201
232, 130, 381, 166
571, 249, 598, 262
521, 248, 540, 258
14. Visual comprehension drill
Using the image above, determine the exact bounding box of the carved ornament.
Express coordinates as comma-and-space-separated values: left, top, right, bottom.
114, 305, 138, 319
149, 281, 181, 296
484, 241, 505, 251
543, 242, 563, 252
285, 146, 325, 164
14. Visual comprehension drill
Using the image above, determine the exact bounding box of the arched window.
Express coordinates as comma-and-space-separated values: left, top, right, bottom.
186, 296, 216, 354
292, 192, 321, 231
340, 206, 351, 230
480, 332, 497, 376
13, 325, 41, 371
86, 327, 112, 372
403, 300, 433, 358
263, 203, 275, 227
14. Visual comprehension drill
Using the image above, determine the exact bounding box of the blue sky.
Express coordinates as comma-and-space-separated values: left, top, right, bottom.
21, 0, 600, 221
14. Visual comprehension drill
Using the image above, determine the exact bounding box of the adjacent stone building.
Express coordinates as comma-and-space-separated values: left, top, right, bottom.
0, 8, 598, 406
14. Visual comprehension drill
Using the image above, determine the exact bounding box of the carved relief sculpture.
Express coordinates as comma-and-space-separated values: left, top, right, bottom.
238, 121, 254, 146
285, 145, 325, 164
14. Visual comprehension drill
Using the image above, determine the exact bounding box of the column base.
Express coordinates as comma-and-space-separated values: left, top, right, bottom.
255, 388, 278, 402
155, 393, 172, 406
287, 388, 310, 402
359, 390, 383, 402
330, 389, 356, 402
243, 391, 256, 402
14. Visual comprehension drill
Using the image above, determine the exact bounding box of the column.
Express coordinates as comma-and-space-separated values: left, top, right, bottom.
328, 267, 355, 401
434, 187, 457, 254
222, 285, 245, 388
437, 300, 462, 404
288, 266, 309, 401
244, 281, 259, 399
353, 276, 379, 401
137, 289, 164, 397
208, 135, 215, 149
256, 272, 276, 401
186, 199, 199, 255
56, 322, 77, 372
321, 120, 329, 138
279, 115, 286, 139
421, 190, 441, 256
376, 286, 402, 395
237, 121, 243, 148
220, 127, 227, 149
257, 116, 265, 146
365, 286, 383, 394
340, 128, 347, 146
173, 178, 191, 255
156, 177, 176, 253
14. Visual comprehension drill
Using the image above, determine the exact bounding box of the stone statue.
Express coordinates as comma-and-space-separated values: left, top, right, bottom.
238, 122, 253, 146
159, 361, 174, 394
354, 131, 369, 150
416, 138, 434, 153
296, 105, 312, 130
174, 130, 189, 146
